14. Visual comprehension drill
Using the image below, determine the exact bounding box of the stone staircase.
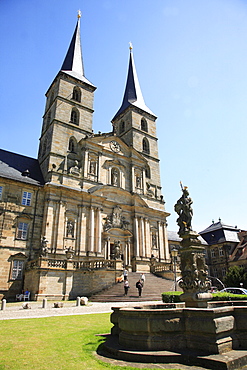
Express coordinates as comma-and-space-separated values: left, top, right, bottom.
90, 272, 175, 302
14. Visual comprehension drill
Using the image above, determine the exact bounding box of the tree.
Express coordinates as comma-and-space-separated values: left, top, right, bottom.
224, 265, 247, 288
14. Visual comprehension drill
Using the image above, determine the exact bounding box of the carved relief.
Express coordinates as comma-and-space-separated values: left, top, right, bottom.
103, 206, 130, 231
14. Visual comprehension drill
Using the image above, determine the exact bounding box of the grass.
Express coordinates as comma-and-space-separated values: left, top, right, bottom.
0, 313, 176, 370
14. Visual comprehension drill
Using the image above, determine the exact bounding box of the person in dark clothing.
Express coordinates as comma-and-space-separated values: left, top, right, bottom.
136, 280, 143, 297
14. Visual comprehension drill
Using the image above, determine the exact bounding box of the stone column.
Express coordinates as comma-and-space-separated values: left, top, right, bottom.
96, 208, 102, 254
89, 206, 94, 253
83, 149, 89, 178
56, 201, 66, 252
142, 168, 146, 194
163, 222, 170, 261
127, 239, 131, 266
144, 218, 150, 257
158, 221, 165, 260
97, 153, 102, 183
106, 236, 111, 259
79, 206, 87, 254
140, 217, 145, 257
131, 165, 135, 192
134, 217, 140, 257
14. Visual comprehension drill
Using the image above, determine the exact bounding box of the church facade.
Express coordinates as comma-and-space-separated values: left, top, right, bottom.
0, 15, 170, 301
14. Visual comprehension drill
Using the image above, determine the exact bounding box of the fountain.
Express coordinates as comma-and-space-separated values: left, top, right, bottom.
100, 185, 247, 369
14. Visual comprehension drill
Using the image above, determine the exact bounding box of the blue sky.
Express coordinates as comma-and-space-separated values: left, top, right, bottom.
1, 0, 247, 233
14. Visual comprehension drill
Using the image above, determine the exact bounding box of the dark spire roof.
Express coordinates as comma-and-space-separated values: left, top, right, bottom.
61, 13, 95, 87
112, 44, 156, 121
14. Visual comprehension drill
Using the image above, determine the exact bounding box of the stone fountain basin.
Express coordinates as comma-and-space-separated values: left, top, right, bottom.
111, 302, 247, 354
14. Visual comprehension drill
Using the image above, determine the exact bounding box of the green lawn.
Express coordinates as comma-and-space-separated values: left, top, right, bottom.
0, 313, 174, 370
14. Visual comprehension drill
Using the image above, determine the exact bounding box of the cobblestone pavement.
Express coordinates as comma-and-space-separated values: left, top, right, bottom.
0, 300, 161, 320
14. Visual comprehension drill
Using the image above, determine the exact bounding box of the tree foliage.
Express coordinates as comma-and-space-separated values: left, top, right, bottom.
224, 265, 247, 288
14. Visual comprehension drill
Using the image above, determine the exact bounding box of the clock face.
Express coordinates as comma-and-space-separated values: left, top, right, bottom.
110, 140, 120, 152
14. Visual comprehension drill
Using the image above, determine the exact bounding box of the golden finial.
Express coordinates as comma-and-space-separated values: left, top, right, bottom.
129, 42, 133, 51
77, 10, 82, 19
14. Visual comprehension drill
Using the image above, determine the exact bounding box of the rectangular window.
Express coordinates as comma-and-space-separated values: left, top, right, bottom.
211, 249, 216, 258
213, 268, 218, 277
12, 260, 24, 280
0, 186, 2, 200
222, 267, 226, 276
17, 222, 28, 240
22, 191, 32, 206
219, 247, 224, 257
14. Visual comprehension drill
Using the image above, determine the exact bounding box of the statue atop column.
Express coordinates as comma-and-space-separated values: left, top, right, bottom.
174, 182, 193, 237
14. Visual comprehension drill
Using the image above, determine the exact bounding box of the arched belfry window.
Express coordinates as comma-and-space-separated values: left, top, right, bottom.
70, 109, 79, 125
142, 138, 150, 154
141, 118, 148, 132
145, 165, 151, 179
120, 121, 125, 134
72, 87, 81, 102
68, 138, 76, 153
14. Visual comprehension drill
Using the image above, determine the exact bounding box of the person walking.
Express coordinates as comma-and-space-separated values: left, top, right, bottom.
123, 268, 128, 281
124, 279, 130, 296
140, 273, 145, 287
136, 280, 143, 297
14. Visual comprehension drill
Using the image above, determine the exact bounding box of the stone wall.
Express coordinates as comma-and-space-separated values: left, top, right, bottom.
24, 267, 116, 300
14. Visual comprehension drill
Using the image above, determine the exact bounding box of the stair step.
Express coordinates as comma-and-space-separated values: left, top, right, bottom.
90, 272, 175, 302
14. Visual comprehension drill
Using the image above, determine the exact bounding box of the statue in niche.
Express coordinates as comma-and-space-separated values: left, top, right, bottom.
111, 168, 119, 186
152, 233, 157, 248
112, 240, 121, 260
89, 160, 96, 174
136, 176, 141, 188
66, 220, 74, 238
174, 182, 193, 237
112, 206, 122, 228
40, 236, 49, 256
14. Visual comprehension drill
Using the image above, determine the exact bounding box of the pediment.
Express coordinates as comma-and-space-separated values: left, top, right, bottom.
83, 134, 147, 164
89, 185, 148, 207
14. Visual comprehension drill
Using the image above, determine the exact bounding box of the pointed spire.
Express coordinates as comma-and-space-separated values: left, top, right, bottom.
112, 43, 155, 121
61, 11, 94, 87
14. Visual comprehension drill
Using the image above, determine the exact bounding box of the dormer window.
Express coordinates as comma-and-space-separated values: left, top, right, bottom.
72, 87, 81, 102
70, 109, 79, 125
141, 118, 148, 132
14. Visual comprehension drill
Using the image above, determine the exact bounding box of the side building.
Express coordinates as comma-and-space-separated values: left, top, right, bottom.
199, 219, 242, 284
0, 15, 170, 301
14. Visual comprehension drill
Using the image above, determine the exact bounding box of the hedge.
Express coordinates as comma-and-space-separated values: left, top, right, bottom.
162, 291, 247, 303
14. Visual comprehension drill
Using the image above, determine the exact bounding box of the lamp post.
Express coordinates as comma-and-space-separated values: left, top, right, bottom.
171, 247, 178, 291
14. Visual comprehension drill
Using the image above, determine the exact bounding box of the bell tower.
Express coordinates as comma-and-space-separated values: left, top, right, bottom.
38, 12, 96, 183
112, 44, 162, 199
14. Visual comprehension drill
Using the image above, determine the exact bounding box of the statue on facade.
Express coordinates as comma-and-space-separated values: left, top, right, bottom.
66, 220, 74, 238
112, 240, 121, 260
174, 182, 193, 237
40, 236, 49, 257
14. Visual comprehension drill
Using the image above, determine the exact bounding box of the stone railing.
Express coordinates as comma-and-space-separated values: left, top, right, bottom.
26, 257, 116, 271
150, 261, 172, 273
73, 259, 116, 270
